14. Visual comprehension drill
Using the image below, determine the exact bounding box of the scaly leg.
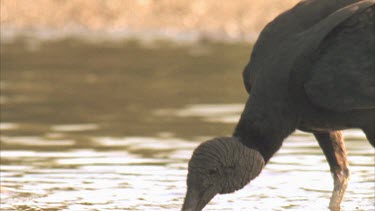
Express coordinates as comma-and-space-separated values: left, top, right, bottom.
313, 131, 349, 211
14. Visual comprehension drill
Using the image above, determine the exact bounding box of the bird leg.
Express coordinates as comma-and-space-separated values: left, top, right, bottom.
313, 131, 349, 211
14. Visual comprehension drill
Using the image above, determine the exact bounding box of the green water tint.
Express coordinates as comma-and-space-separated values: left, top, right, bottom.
1, 38, 374, 210
1, 38, 250, 144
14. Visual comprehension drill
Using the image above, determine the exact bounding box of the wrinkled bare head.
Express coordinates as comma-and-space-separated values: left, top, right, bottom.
182, 137, 264, 211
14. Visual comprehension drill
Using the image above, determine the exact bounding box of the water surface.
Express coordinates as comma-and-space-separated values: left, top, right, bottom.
1, 38, 374, 210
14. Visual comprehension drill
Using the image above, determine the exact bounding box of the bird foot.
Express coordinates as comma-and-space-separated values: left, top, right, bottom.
329, 205, 342, 211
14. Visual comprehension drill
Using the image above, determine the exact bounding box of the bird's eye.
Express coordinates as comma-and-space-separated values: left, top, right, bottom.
208, 169, 217, 175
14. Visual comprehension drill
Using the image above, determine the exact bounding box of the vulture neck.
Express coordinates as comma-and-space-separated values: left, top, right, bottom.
233, 97, 298, 162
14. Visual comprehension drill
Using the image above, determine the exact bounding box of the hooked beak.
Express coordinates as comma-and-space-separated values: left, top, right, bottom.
182, 185, 217, 211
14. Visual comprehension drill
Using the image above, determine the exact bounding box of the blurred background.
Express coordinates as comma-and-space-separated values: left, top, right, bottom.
1, 0, 298, 42
1, 1, 374, 210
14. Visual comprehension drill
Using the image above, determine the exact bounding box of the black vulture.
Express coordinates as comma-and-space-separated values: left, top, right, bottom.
182, 0, 375, 210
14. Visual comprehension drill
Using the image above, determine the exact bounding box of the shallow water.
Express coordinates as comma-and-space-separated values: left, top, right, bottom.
1, 38, 374, 210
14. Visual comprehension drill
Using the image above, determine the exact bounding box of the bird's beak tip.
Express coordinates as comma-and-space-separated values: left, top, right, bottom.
182, 191, 199, 211
182, 185, 218, 211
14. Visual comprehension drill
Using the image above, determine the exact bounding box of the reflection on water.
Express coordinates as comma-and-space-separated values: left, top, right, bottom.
1, 38, 374, 210
154, 104, 244, 123
1, 129, 374, 210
